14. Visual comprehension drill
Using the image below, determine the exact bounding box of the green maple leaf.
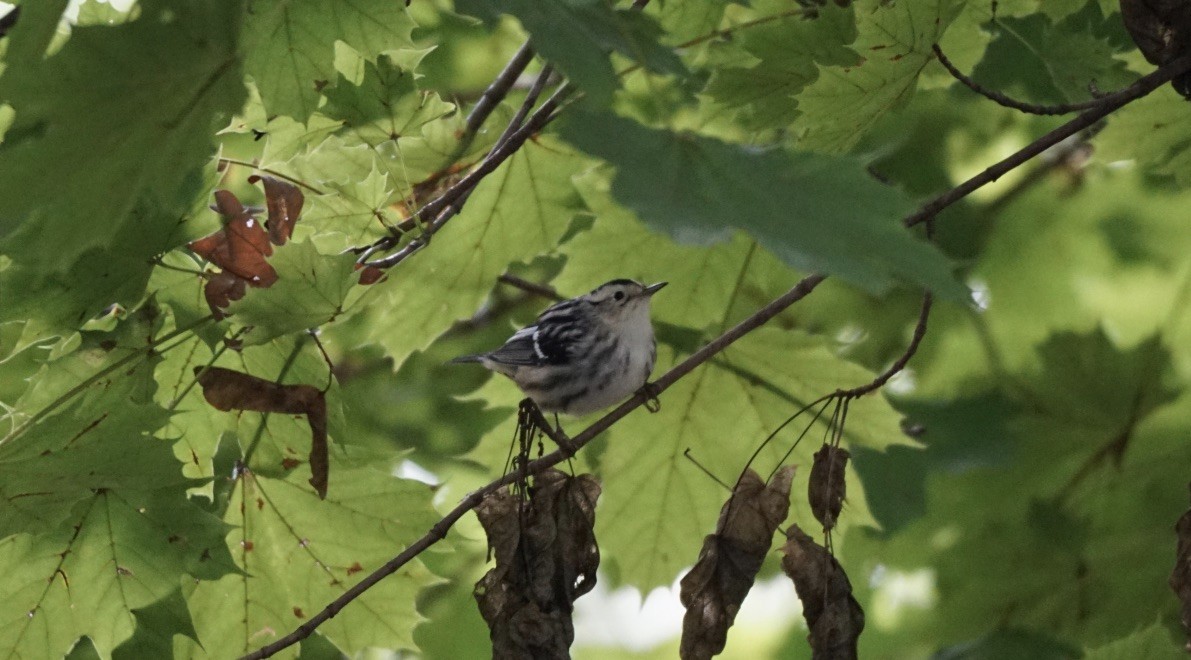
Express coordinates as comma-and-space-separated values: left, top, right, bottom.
559, 109, 968, 300
179, 466, 441, 657
0, 487, 230, 658
242, 0, 416, 121
792, 0, 964, 153
227, 240, 362, 345
0, 0, 245, 309
454, 0, 685, 105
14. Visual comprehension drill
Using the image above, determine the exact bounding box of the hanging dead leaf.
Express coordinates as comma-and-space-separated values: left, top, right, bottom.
194, 366, 330, 498
781, 524, 865, 659
1171, 482, 1191, 650
679, 466, 795, 660
249, 174, 304, 246
189, 190, 278, 287
202, 270, 247, 321
1120, 0, 1191, 97
809, 444, 849, 533
474, 470, 601, 660
356, 264, 385, 285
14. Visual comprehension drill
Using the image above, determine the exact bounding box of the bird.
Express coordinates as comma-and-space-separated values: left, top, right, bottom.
452, 279, 667, 416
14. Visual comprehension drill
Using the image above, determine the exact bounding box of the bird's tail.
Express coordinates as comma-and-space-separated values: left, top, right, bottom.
449, 354, 484, 364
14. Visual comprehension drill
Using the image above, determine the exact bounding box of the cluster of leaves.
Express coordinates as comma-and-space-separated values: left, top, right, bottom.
3, 0, 1191, 658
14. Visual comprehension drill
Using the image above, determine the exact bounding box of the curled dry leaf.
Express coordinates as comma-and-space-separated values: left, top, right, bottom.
194, 366, 330, 498
679, 466, 795, 660
190, 190, 278, 287
249, 174, 304, 246
355, 264, 385, 285
1120, 0, 1191, 97
809, 444, 850, 533
187, 177, 306, 317
1171, 482, 1191, 650
474, 470, 601, 660
781, 524, 864, 660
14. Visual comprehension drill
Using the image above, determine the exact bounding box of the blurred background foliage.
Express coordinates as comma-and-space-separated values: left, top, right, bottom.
2, 0, 1191, 657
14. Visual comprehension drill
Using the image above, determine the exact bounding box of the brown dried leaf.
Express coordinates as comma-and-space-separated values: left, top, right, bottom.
203, 270, 247, 321
781, 524, 864, 659
1120, 0, 1191, 96
679, 467, 795, 660
809, 444, 849, 532
249, 174, 304, 246
189, 190, 278, 287
194, 366, 330, 498
474, 470, 602, 660
1171, 482, 1191, 651
356, 264, 385, 285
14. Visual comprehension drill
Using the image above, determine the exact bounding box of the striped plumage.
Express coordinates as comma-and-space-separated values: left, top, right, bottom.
453, 279, 666, 415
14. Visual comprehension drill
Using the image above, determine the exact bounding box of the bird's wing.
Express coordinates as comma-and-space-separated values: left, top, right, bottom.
484, 324, 571, 366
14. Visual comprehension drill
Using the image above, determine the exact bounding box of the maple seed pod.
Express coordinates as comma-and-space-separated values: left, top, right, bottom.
808, 444, 850, 531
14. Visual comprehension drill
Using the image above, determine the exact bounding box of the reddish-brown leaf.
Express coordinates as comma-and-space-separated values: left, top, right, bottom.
189, 190, 278, 287
356, 264, 385, 285
249, 174, 304, 246
781, 524, 864, 659
474, 470, 601, 660
1171, 482, 1191, 651
194, 366, 330, 498
202, 270, 247, 320
679, 467, 795, 660
809, 444, 849, 533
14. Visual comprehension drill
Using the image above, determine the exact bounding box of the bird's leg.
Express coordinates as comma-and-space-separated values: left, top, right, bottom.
526, 401, 578, 456
638, 381, 662, 413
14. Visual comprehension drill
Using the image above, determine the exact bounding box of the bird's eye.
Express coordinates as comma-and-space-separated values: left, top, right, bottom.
613, 291, 626, 302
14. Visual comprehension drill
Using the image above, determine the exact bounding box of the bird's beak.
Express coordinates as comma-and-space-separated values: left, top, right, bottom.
644, 281, 668, 296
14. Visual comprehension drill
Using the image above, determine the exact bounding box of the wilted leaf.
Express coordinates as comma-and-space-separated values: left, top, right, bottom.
809, 444, 850, 532
1121, 0, 1191, 96
1172, 482, 1191, 650
249, 174, 304, 246
194, 366, 329, 498
781, 523, 865, 659
679, 466, 795, 660
189, 190, 277, 288
474, 470, 602, 660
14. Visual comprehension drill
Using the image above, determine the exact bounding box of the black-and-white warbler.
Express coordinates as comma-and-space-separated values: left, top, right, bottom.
452, 279, 667, 415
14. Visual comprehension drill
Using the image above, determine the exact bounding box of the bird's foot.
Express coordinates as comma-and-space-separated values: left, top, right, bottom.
639, 382, 662, 413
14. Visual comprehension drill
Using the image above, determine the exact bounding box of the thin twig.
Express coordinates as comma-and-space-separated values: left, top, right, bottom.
906, 53, 1191, 227
361, 84, 573, 270
217, 157, 325, 195
837, 292, 933, 398
932, 44, 1110, 115
497, 274, 563, 301
238, 273, 828, 660
490, 64, 554, 154
458, 41, 536, 156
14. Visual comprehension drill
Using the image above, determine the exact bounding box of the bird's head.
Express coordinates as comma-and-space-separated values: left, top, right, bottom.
583, 279, 667, 325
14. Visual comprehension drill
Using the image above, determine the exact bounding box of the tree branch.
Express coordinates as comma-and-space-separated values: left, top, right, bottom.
906, 53, 1191, 227
458, 41, 536, 154
360, 84, 572, 269
932, 44, 1111, 115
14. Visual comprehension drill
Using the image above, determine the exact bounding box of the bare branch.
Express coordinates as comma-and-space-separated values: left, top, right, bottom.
906, 53, 1191, 228
361, 84, 572, 270
932, 44, 1109, 115
837, 292, 932, 399
459, 41, 536, 153
497, 274, 564, 301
